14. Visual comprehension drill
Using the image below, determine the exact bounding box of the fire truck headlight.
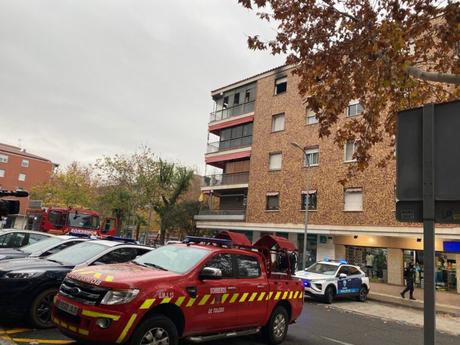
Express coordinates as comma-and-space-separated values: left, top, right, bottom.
100, 289, 139, 305
96, 318, 112, 329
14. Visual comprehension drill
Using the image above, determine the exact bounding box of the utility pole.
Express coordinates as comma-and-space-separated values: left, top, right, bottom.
291, 142, 311, 270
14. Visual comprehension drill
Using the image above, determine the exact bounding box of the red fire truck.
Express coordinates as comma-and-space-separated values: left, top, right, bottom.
52, 232, 303, 345
25, 207, 117, 237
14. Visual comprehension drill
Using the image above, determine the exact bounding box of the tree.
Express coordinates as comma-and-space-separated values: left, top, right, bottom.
239, 0, 460, 172
152, 160, 194, 244
31, 162, 97, 208
165, 201, 203, 239
94, 147, 159, 236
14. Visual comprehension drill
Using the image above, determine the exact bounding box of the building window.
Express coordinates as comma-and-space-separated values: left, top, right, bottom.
344, 141, 357, 162
344, 188, 363, 211
0, 154, 8, 163
274, 76, 287, 95
347, 102, 364, 117
266, 193, 280, 211
21, 159, 29, 168
271, 113, 285, 132
0, 169, 4, 178
304, 147, 319, 167
18, 173, 26, 182
306, 110, 319, 125
269, 153, 282, 171
233, 93, 240, 105
301, 190, 317, 210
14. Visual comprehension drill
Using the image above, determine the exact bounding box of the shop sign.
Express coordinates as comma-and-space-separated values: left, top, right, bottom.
443, 241, 460, 253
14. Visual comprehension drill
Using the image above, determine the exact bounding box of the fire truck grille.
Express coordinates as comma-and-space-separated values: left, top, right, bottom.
60, 278, 108, 305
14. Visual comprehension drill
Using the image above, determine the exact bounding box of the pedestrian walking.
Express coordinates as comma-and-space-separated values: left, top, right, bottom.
400, 262, 416, 300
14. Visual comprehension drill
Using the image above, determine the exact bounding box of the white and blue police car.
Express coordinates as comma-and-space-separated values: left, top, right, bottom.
295, 260, 370, 304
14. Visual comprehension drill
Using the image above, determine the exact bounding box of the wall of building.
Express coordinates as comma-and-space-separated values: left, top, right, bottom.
245, 68, 405, 230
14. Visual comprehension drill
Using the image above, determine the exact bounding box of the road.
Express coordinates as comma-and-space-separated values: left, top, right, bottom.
1, 300, 459, 345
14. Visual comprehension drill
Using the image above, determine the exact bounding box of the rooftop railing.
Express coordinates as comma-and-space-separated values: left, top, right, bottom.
209, 101, 255, 123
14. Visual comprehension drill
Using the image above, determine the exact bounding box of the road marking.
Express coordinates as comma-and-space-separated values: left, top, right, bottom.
321, 336, 355, 345
0, 329, 31, 335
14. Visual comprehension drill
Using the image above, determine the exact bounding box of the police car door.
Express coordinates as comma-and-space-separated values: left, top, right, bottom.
192, 253, 240, 333
336, 266, 361, 296
346, 266, 363, 295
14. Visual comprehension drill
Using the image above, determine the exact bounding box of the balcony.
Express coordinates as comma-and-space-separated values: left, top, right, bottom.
194, 209, 246, 222
202, 172, 249, 190
210, 101, 255, 123
207, 136, 252, 154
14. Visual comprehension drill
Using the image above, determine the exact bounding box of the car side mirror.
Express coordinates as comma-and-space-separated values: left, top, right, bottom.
199, 267, 222, 280
339, 273, 347, 279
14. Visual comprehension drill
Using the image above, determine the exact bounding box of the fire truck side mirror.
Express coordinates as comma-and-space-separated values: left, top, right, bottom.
199, 267, 223, 280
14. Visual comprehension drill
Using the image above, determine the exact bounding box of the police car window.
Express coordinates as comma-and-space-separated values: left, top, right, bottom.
3, 233, 26, 248
42, 240, 79, 256
348, 266, 360, 275
97, 247, 139, 264
28, 233, 48, 245
305, 263, 337, 275
237, 255, 261, 278
204, 254, 234, 278
337, 266, 350, 276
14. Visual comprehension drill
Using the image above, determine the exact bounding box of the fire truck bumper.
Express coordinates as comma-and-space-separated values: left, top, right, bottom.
52, 294, 139, 344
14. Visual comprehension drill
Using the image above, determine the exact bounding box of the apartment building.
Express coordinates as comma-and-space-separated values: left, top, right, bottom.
196, 65, 460, 293
0, 143, 56, 220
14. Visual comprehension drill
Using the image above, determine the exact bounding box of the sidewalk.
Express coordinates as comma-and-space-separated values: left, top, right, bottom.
369, 282, 460, 316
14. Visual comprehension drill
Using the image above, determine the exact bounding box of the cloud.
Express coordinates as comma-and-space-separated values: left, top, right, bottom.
0, 0, 284, 174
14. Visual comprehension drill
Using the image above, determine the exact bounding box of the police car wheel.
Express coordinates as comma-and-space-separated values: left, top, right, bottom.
262, 305, 289, 345
29, 287, 57, 328
323, 286, 335, 304
356, 286, 368, 302
129, 315, 178, 345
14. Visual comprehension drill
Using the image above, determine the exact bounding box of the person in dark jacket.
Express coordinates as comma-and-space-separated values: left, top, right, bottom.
400, 262, 416, 300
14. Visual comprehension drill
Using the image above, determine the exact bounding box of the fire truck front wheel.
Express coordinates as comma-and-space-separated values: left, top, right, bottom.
262, 305, 289, 345
128, 314, 178, 345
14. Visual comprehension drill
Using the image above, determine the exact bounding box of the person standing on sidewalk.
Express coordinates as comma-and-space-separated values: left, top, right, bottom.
401, 262, 416, 300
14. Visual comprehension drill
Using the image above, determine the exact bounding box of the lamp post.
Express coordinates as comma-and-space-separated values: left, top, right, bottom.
291, 142, 312, 271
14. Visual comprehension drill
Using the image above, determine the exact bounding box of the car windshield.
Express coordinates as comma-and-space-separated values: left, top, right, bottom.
134, 245, 210, 274
68, 213, 99, 229
21, 237, 63, 254
47, 241, 107, 265
305, 263, 338, 275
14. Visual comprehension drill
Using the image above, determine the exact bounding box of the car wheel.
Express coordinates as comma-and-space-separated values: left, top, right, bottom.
128, 315, 178, 345
262, 305, 289, 345
323, 286, 335, 304
356, 286, 368, 302
29, 288, 57, 328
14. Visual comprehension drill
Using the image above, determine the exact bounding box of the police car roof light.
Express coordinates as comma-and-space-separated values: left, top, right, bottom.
104, 236, 138, 244
68, 232, 92, 239
339, 259, 348, 264
184, 236, 233, 247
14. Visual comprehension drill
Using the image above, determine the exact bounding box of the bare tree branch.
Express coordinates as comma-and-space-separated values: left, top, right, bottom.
406, 65, 460, 85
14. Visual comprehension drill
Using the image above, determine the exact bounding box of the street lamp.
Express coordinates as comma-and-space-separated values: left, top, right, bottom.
291, 142, 312, 271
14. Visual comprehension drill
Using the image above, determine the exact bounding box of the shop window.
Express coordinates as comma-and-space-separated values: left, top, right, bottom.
306, 110, 319, 125
301, 191, 317, 210
266, 193, 280, 211
269, 153, 282, 171
304, 147, 319, 167
347, 101, 363, 117
274, 76, 287, 95
344, 188, 363, 211
271, 113, 285, 132
344, 141, 357, 162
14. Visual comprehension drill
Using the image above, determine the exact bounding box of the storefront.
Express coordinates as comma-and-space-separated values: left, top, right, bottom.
345, 246, 388, 283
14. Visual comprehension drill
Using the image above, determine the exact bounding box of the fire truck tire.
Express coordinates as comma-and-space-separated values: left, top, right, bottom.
29, 287, 58, 328
128, 314, 178, 345
262, 305, 289, 345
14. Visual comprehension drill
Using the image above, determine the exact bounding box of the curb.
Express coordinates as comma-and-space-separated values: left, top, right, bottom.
369, 292, 460, 316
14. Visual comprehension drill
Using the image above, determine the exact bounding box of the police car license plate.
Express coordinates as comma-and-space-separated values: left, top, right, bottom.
57, 300, 80, 316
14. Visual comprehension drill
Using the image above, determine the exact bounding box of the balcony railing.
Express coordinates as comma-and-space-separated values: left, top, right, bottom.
210, 101, 255, 123
207, 136, 252, 154
194, 208, 246, 221
202, 172, 249, 187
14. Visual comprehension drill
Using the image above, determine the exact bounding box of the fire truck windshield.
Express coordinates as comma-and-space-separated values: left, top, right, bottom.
68, 212, 99, 229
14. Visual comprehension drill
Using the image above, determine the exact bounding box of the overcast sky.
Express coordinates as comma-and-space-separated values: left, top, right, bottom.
0, 0, 283, 174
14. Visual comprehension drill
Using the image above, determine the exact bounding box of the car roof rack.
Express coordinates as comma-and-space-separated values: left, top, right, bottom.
184, 236, 233, 247
103, 236, 138, 244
